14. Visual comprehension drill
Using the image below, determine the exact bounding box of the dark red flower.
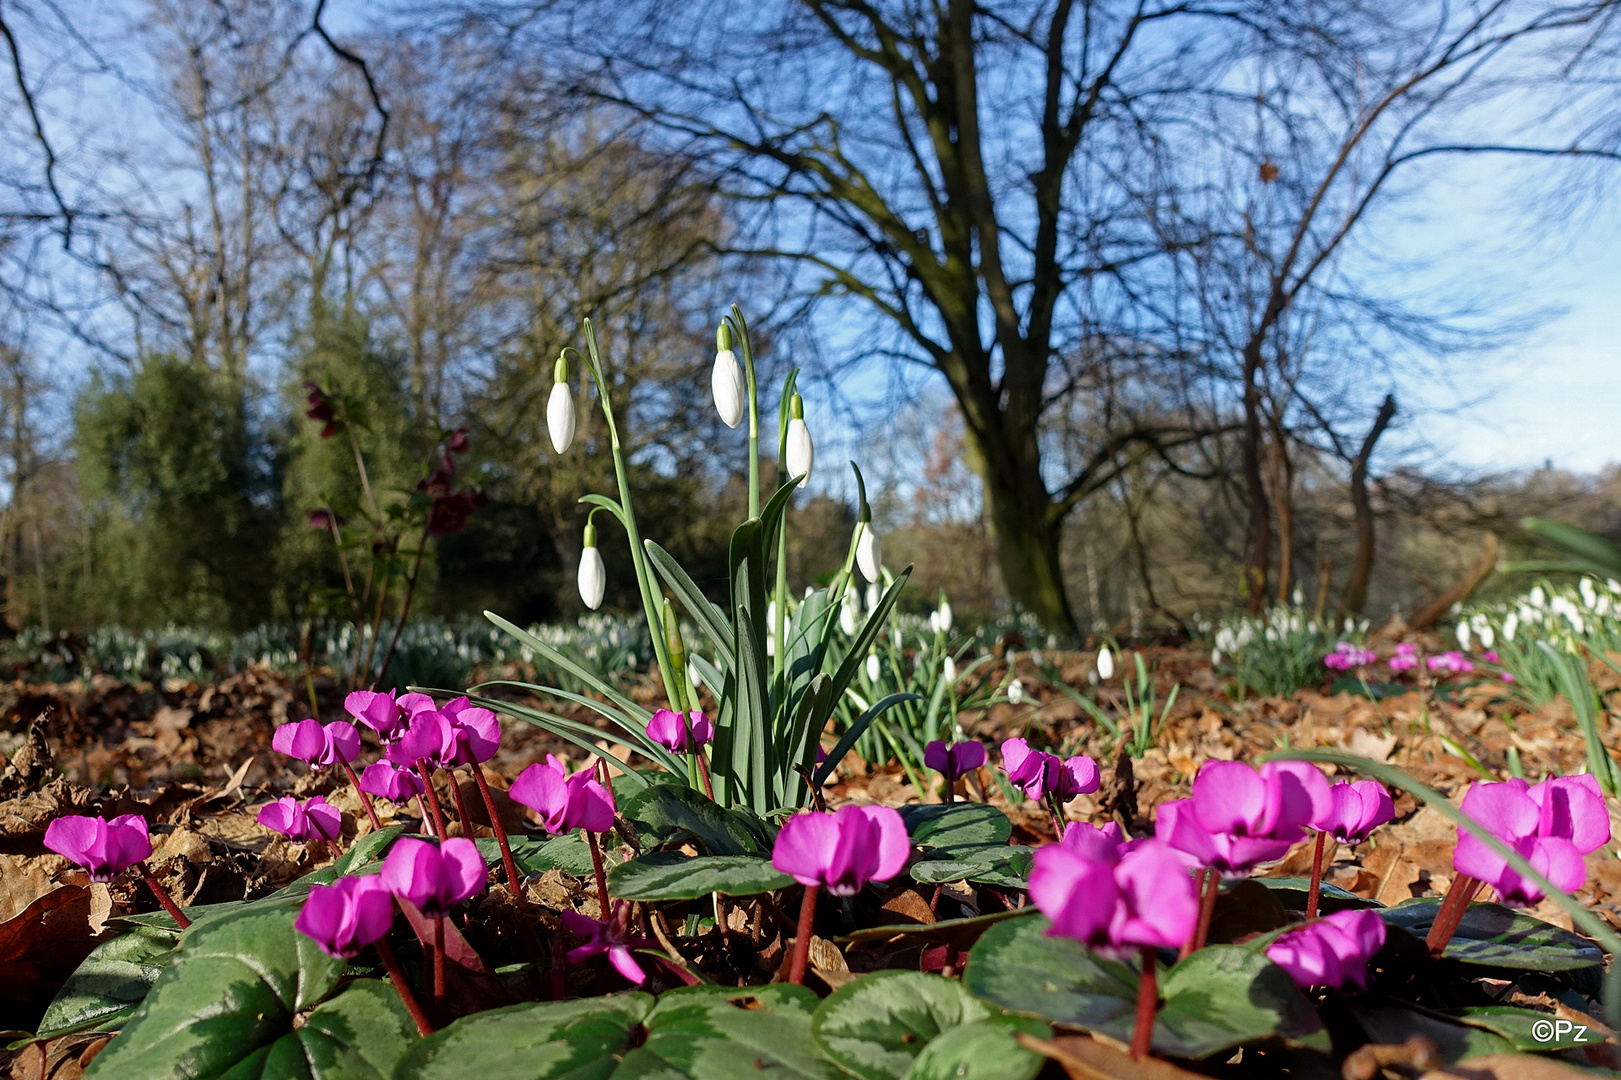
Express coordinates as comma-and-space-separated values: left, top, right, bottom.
308, 508, 346, 530
426, 490, 486, 537
446, 428, 470, 454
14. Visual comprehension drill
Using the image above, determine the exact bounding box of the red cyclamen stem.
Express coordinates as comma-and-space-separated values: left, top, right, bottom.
470, 766, 522, 893
695, 751, 715, 800
341, 756, 383, 831
432, 916, 446, 1014
415, 762, 448, 839
1131, 947, 1158, 1060
1179, 868, 1209, 961
1425, 874, 1483, 958
375, 937, 433, 1036
447, 771, 476, 837
138, 863, 191, 929
587, 830, 610, 917
1192, 867, 1220, 953
786, 884, 820, 985
1305, 831, 1327, 920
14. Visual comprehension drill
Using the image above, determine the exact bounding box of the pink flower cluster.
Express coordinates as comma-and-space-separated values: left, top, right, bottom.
1000, 738, 1100, 801
1029, 823, 1197, 959
295, 836, 487, 958
1265, 909, 1386, 991
1454, 775, 1610, 906
1426, 651, 1474, 675
509, 755, 615, 835
1322, 643, 1376, 671
1387, 643, 1418, 672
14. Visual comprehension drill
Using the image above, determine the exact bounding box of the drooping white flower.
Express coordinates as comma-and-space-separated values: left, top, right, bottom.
1096, 646, 1115, 681
855, 523, 882, 583
577, 525, 605, 610
941, 655, 957, 683
1478, 623, 1495, 649
937, 597, 954, 634
547, 383, 576, 455
865, 654, 881, 682
1007, 678, 1025, 705
891, 626, 903, 649
1581, 578, 1598, 609
1456, 621, 1471, 652
1503, 612, 1519, 641
711, 324, 746, 428
866, 582, 882, 611
784, 394, 813, 487
840, 589, 860, 636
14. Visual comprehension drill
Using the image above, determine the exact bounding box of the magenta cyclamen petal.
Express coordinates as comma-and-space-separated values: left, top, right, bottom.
295, 875, 396, 959
1191, 761, 1270, 836
1110, 841, 1199, 951
345, 690, 403, 738
272, 719, 330, 765
925, 740, 986, 782
1320, 781, 1394, 844
771, 805, 908, 896
1260, 761, 1331, 834
1529, 775, 1610, 853
323, 722, 361, 766
359, 761, 425, 804
44, 815, 152, 882
380, 836, 488, 916
1032, 837, 1196, 958
1266, 909, 1385, 991
510, 762, 570, 832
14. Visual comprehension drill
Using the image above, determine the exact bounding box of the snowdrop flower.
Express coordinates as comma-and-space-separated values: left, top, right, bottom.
866, 581, 882, 611
928, 610, 942, 634
711, 323, 746, 428
840, 590, 860, 636
1530, 586, 1547, 609
941, 655, 957, 683
891, 626, 902, 649
1581, 578, 1598, 609
855, 523, 882, 583
1478, 623, 1495, 649
1503, 612, 1519, 641
1007, 678, 1025, 705
1456, 621, 1471, 652
1096, 646, 1115, 681
547, 355, 576, 454
784, 394, 813, 487
1211, 648, 1223, 666
578, 521, 606, 610
865, 654, 881, 682
937, 596, 954, 634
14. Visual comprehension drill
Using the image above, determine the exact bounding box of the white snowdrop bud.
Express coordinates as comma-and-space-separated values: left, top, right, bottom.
784, 394, 813, 487
866, 653, 881, 682
1503, 612, 1519, 641
1096, 646, 1115, 681
928, 611, 941, 634
942, 655, 957, 683
1478, 624, 1495, 649
840, 590, 860, 636
1456, 621, 1471, 652
937, 597, 953, 633
891, 626, 903, 649
866, 582, 882, 611
547, 355, 576, 454
577, 523, 605, 610
1007, 678, 1025, 705
855, 523, 882, 583
711, 324, 746, 428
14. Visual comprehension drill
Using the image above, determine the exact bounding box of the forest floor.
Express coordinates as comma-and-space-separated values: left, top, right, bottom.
3, 641, 1620, 1078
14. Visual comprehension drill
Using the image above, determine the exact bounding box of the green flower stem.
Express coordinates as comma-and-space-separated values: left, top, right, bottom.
730, 304, 760, 519
1267, 747, 1621, 1031
578, 326, 678, 702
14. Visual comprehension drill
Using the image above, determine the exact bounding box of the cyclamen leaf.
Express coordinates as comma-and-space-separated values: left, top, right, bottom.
897, 804, 1012, 848
609, 852, 792, 901
620, 769, 763, 855
36, 925, 179, 1039
899, 1020, 1047, 1080
1380, 898, 1605, 971
811, 970, 1045, 1080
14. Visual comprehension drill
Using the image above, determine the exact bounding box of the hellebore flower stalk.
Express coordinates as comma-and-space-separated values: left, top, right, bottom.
273, 717, 380, 831
45, 814, 190, 928
548, 354, 576, 454
773, 805, 909, 984
297, 876, 432, 1036
1266, 909, 1386, 992
1030, 837, 1198, 1060
1428, 775, 1611, 956
924, 740, 986, 803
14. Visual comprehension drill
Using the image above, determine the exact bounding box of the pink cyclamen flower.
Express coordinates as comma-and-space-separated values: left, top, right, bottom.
397, 692, 438, 717
1481, 651, 1501, 664
1266, 909, 1386, 991
1323, 643, 1377, 671
1317, 780, 1395, 845
257, 796, 342, 842
645, 709, 714, 752
345, 690, 405, 740
358, 760, 426, 804
1059, 819, 1130, 858
295, 875, 396, 959
437, 701, 502, 767
43, 814, 152, 882
272, 718, 360, 769
1030, 837, 1198, 959
562, 903, 654, 984
509, 755, 615, 834
924, 740, 987, 782
1158, 761, 1320, 876
380, 836, 488, 917
1000, 738, 1099, 801
1427, 651, 1474, 674
1453, 775, 1611, 907
772, 804, 910, 896
385, 709, 448, 768
1388, 643, 1418, 673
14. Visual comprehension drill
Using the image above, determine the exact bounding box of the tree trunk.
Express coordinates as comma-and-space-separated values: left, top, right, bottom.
1339, 393, 1397, 617
1241, 339, 1270, 612
962, 419, 1075, 631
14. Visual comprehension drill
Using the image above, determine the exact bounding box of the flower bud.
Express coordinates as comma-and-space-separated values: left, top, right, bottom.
866, 581, 882, 611
866, 653, 881, 682
1096, 646, 1115, 681
942, 655, 957, 683
1007, 678, 1025, 705
937, 596, 953, 633
785, 394, 813, 487
712, 325, 746, 428
548, 356, 576, 454
855, 523, 882, 583
840, 589, 860, 636
578, 522, 606, 610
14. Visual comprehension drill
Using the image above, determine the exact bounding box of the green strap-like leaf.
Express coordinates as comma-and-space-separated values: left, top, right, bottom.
814, 692, 922, 787
645, 539, 735, 658
482, 612, 651, 722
